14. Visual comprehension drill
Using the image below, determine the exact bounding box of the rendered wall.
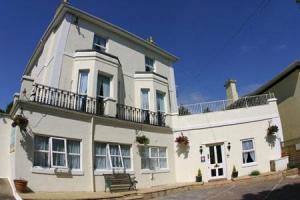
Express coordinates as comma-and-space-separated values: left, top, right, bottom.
0, 115, 12, 178
171, 100, 283, 182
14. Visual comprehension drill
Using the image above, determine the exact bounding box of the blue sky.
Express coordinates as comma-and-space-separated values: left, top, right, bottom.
0, 0, 300, 109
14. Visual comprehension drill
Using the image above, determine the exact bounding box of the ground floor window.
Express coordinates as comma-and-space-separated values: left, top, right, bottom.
140, 146, 168, 170
94, 143, 131, 170
242, 139, 256, 164
33, 135, 81, 169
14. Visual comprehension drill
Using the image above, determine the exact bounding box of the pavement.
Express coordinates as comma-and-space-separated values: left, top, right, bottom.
155, 176, 300, 200
0, 178, 15, 200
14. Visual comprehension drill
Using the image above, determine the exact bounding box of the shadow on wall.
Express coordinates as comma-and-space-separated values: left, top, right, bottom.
176, 144, 190, 159
20, 128, 34, 163
241, 182, 300, 200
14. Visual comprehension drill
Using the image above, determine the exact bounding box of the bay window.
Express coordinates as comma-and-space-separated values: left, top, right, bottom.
94, 143, 131, 170
33, 135, 81, 170
141, 146, 168, 170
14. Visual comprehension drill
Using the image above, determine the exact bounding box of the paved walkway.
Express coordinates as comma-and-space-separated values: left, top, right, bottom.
0, 178, 15, 200
156, 176, 300, 200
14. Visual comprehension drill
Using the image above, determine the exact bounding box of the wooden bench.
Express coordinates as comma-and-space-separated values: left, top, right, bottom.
104, 173, 137, 192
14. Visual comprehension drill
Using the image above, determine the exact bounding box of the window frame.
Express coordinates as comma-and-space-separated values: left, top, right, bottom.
93, 34, 107, 52
141, 88, 150, 110
77, 70, 89, 95
241, 138, 256, 165
50, 137, 68, 168
145, 56, 155, 72
156, 91, 166, 113
94, 142, 132, 171
97, 73, 111, 98
141, 146, 168, 171
33, 135, 82, 171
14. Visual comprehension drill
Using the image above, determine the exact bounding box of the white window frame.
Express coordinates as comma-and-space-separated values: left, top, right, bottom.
50, 137, 68, 168
33, 135, 50, 168
93, 34, 107, 52
141, 88, 150, 110
156, 91, 166, 113
141, 146, 168, 171
33, 135, 82, 171
145, 56, 155, 72
94, 143, 132, 171
241, 138, 257, 166
77, 70, 89, 95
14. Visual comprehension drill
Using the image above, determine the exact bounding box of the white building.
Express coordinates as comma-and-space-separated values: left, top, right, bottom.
0, 2, 286, 192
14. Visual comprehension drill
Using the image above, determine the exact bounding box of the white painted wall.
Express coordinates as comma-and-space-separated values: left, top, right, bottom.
171, 99, 283, 182
0, 115, 12, 178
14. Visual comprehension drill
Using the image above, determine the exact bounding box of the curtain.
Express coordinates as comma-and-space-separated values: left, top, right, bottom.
159, 158, 167, 168
52, 139, 66, 167
78, 71, 88, 94
98, 75, 110, 97
109, 145, 122, 168
34, 152, 49, 167
34, 136, 49, 151
156, 93, 165, 112
67, 140, 80, 169
53, 153, 65, 166
242, 140, 253, 150
121, 145, 131, 169
95, 143, 108, 169
141, 90, 149, 110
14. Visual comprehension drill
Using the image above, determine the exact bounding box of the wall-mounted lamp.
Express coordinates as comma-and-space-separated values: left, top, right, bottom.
227, 142, 231, 151
200, 146, 203, 155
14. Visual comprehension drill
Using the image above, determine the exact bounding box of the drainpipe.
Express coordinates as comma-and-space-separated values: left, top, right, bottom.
90, 116, 95, 192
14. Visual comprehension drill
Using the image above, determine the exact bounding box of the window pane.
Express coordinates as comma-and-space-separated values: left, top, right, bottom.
209, 146, 215, 164
53, 153, 65, 166
140, 147, 149, 158
111, 156, 122, 168
34, 152, 49, 167
34, 136, 49, 151
150, 158, 159, 170
211, 169, 216, 177
52, 139, 65, 152
123, 158, 131, 169
243, 151, 256, 163
95, 143, 106, 155
67, 140, 80, 154
159, 147, 166, 157
141, 89, 149, 110
121, 145, 130, 157
93, 35, 106, 51
97, 74, 110, 97
218, 168, 224, 176
151, 148, 158, 157
141, 158, 150, 169
159, 158, 167, 168
109, 145, 120, 156
68, 155, 80, 169
216, 145, 222, 163
78, 71, 88, 94
95, 157, 108, 169
156, 93, 165, 112
242, 140, 254, 150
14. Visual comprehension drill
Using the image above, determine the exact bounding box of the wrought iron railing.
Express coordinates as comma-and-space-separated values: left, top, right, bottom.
30, 83, 105, 115
178, 93, 275, 116
116, 104, 165, 126
29, 83, 166, 126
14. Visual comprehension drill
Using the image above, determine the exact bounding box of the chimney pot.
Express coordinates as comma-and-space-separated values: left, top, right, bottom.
224, 79, 239, 102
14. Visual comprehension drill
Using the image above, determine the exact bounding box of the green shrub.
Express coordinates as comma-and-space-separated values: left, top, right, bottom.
249, 170, 260, 176
197, 169, 202, 177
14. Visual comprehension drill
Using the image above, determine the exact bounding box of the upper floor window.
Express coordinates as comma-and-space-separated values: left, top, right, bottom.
93, 35, 107, 52
141, 89, 149, 110
97, 74, 111, 97
156, 92, 165, 112
33, 135, 81, 169
242, 139, 256, 164
145, 57, 154, 72
78, 70, 89, 95
94, 142, 131, 170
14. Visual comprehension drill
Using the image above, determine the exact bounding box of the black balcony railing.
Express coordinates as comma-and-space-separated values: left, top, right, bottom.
31, 83, 104, 115
29, 83, 166, 127
116, 104, 165, 127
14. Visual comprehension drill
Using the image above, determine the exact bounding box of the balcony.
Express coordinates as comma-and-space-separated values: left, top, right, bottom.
29, 83, 165, 127
178, 93, 275, 116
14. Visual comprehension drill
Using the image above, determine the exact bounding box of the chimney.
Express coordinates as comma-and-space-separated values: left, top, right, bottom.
147, 36, 155, 45
224, 79, 239, 102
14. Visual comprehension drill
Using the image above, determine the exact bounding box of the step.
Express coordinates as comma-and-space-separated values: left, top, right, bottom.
123, 194, 144, 200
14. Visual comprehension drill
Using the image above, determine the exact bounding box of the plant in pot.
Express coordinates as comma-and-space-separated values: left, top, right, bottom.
267, 125, 278, 136
196, 168, 202, 182
14, 178, 28, 193
231, 165, 238, 178
175, 132, 189, 146
136, 135, 150, 145
11, 114, 28, 130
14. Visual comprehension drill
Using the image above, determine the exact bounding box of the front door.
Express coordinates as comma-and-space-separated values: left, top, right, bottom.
207, 144, 226, 180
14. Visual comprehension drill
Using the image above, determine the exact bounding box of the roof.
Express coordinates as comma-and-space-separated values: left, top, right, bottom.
24, 2, 179, 75
249, 61, 300, 95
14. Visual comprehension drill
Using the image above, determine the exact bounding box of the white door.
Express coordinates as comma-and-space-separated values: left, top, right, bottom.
207, 144, 226, 180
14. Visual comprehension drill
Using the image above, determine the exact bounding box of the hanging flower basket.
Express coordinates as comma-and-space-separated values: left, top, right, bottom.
175, 133, 189, 146
267, 125, 278, 136
136, 135, 150, 145
11, 115, 28, 130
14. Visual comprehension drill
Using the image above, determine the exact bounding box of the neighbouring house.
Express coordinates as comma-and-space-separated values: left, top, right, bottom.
0, 2, 286, 193
249, 61, 300, 166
